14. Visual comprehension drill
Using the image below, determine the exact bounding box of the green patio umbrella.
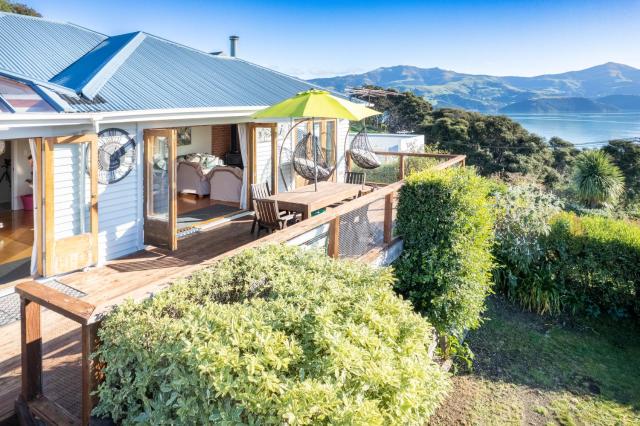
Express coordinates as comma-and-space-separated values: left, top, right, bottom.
252, 89, 381, 191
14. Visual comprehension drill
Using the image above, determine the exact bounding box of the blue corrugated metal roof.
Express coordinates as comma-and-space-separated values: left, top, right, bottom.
0, 12, 105, 82
0, 12, 327, 113
50, 32, 143, 97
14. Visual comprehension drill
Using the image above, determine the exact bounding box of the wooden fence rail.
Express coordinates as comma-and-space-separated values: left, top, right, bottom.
14, 151, 466, 425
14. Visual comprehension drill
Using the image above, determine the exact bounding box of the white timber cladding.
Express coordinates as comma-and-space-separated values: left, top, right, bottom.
97, 123, 141, 262
255, 126, 273, 189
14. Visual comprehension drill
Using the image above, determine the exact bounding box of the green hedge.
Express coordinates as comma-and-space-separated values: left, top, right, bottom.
93, 245, 450, 425
543, 212, 640, 317
394, 167, 495, 335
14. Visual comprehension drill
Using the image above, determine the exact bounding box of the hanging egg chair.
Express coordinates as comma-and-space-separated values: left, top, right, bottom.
347, 124, 380, 169
278, 120, 337, 192
292, 133, 333, 181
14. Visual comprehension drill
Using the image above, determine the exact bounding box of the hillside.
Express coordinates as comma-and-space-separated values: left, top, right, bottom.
309, 62, 640, 112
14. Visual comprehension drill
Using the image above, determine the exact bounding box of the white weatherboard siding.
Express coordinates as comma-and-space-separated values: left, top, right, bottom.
97, 124, 141, 263
255, 127, 273, 189
52, 143, 91, 239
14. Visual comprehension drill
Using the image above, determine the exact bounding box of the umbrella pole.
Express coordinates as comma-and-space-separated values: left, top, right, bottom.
312, 117, 318, 192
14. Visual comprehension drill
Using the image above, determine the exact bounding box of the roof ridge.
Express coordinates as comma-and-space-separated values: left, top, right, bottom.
50, 31, 146, 99
138, 31, 235, 61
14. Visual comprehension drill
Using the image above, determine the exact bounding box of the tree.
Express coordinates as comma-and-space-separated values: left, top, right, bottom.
420, 108, 560, 185
572, 150, 624, 208
549, 136, 579, 175
602, 139, 640, 202
352, 86, 432, 133
0, 0, 41, 16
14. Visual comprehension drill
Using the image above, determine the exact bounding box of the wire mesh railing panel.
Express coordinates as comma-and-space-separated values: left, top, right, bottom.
287, 223, 330, 254
338, 198, 385, 258
352, 155, 400, 184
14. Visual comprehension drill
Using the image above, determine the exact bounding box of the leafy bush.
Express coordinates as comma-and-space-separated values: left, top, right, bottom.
93, 245, 450, 425
543, 212, 640, 318
394, 167, 495, 335
493, 185, 564, 314
572, 150, 624, 208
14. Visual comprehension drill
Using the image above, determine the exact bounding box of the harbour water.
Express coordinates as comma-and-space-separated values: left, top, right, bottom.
504, 112, 640, 147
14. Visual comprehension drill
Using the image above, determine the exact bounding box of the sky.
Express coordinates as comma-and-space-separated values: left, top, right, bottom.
25, 0, 640, 80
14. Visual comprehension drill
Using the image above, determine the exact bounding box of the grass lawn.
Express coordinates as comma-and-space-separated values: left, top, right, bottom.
431, 296, 640, 425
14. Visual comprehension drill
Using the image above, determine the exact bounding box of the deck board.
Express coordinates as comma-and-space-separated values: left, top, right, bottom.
0, 216, 256, 421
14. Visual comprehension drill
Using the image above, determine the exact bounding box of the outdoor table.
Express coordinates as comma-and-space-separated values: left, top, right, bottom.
267, 181, 364, 219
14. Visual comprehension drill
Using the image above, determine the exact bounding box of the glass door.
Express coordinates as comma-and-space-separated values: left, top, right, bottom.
249, 124, 277, 199
143, 129, 177, 250
42, 134, 98, 276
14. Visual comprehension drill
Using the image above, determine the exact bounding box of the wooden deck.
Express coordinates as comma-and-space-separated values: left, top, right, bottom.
0, 215, 256, 421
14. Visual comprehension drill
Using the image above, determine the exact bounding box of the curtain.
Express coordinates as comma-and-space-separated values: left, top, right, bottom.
28, 138, 37, 276
238, 124, 248, 209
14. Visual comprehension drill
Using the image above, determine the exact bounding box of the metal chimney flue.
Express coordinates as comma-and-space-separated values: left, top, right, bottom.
229, 35, 239, 57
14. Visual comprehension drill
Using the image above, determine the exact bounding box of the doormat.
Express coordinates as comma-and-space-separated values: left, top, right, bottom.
177, 204, 240, 229
0, 280, 86, 327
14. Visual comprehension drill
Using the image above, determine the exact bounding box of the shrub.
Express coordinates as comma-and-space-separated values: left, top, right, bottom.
572, 150, 624, 208
93, 245, 450, 425
394, 167, 495, 335
543, 212, 640, 318
493, 184, 564, 314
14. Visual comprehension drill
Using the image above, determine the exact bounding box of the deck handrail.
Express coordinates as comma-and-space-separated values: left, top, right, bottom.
15, 150, 466, 425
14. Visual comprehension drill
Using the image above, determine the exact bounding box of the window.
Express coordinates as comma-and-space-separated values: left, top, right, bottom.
0, 76, 55, 113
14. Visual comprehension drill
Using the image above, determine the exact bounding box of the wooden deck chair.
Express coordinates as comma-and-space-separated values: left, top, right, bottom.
253, 199, 300, 236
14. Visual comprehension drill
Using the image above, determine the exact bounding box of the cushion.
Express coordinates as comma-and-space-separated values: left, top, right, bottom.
294, 158, 331, 180
185, 153, 202, 163
350, 148, 381, 168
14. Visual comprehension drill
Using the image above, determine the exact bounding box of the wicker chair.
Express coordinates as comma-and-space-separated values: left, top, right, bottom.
348, 127, 381, 169
253, 199, 300, 236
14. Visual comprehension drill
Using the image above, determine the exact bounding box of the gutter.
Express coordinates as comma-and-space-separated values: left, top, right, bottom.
0, 106, 269, 129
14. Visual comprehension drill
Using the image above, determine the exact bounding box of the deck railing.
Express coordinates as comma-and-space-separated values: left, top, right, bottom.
14, 151, 466, 425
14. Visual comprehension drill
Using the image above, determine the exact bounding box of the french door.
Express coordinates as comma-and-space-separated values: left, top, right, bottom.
143, 129, 177, 250
42, 134, 98, 276
248, 123, 277, 202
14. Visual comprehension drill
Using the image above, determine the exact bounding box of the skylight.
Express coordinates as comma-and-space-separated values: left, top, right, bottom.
0, 76, 55, 113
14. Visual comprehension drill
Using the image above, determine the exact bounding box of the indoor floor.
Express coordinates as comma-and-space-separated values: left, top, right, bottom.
177, 193, 242, 230
0, 207, 33, 287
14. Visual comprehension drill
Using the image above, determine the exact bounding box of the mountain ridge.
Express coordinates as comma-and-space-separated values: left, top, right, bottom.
308, 63, 640, 112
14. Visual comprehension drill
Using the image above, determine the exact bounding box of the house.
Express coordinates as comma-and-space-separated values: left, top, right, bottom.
0, 11, 349, 284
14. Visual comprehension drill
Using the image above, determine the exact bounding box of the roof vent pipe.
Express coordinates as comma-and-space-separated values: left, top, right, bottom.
229, 35, 239, 57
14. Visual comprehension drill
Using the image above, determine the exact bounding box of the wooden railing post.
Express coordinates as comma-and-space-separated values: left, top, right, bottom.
82, 321, 102, 425
20, 297, 42, 401
398, 154, 405, 180
328, 216, 340, 258
384, 192, 394, 244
